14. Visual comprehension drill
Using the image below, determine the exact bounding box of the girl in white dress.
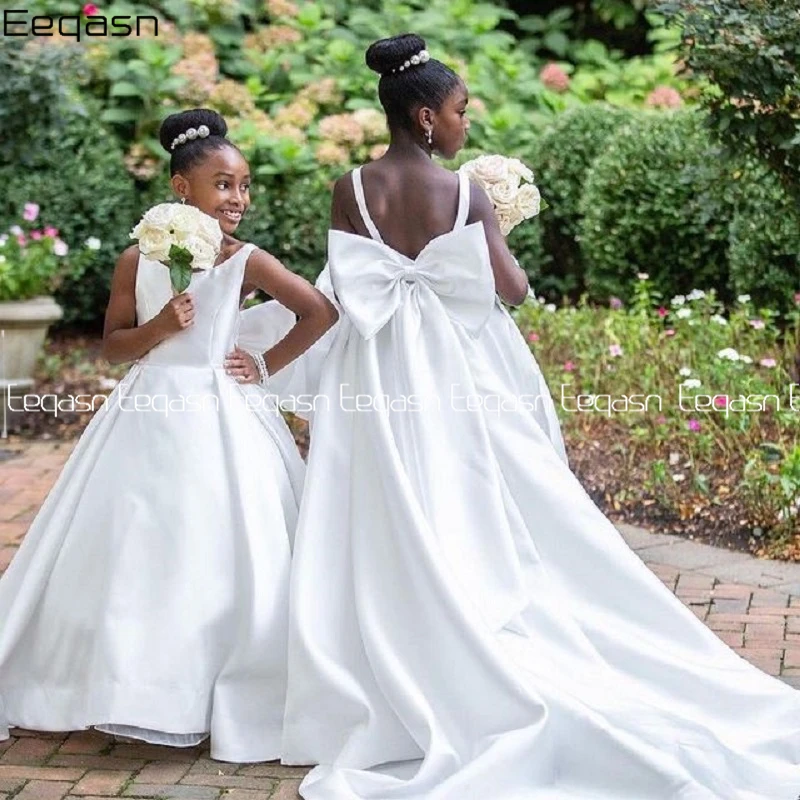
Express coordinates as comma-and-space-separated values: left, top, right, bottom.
0, 108, 337, 762
281, 35, 800, 799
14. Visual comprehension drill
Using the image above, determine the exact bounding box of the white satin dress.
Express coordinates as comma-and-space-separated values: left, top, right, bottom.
0, 244, 304, 763
280, 168, 800, 799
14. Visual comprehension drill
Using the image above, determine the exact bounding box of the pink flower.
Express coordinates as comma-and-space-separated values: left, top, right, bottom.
687, 419, 701, 432
30, 230, 43, 240
16, 234, 27, 247
657, 307, 668, 318
794, 292, 800, 305
563, 361, 576, 372
83, 3, 100, 15
608, 344, 623, 358
749, 319, 765, 329
645, 86, 683, 109
527, 332, 540, 343
713, 395, 728, 408
664, 329, 676, 337
759, 358, 777, 368
656, 415, 667, 426
540, 63, 570, 93
44, 226, 59, 237
22, 203, 39, 222
609, 296, 623, 310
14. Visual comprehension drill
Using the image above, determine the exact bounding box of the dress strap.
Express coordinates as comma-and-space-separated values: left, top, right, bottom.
454, 169, 471, 231
352, 167, 385, 244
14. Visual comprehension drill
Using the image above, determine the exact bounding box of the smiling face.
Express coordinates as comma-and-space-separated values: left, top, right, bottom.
171, 145, 251, 236
428, 80, 470, 160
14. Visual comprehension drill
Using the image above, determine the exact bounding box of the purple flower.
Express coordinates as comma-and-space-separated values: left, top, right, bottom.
609, 297, 623, 310
608, 343, 623, 357
687, 419, 701, 433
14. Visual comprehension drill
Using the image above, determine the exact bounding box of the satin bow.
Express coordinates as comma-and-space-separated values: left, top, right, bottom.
328, 224, 495, 340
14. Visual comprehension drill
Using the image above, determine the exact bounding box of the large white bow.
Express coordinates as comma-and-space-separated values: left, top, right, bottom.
328, 224, 495, 340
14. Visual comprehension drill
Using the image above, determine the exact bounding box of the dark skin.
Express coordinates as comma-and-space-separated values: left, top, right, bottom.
331, 79, 529, 305
102, 146, 338, 379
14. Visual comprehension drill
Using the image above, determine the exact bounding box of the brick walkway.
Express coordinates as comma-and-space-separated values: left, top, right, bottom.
1, 440, 799, 800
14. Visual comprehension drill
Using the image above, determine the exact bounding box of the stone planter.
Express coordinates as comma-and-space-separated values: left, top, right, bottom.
0, 296, 63, 397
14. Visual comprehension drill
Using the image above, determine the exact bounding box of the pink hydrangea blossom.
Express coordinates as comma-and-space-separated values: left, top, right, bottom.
759, 358, 777, 368
16, 234, 27, 247
540, 63, 570, 93
22, 203, 39, 222
30, 230, 43, 240
646, 86, 683, 109
44, 226, 59, 238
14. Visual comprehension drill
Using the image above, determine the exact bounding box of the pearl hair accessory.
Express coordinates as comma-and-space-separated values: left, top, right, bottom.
390, 49, 430, 75
170, 124, 211, 151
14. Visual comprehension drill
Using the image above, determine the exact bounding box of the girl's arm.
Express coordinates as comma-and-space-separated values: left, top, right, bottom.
468, 184, 529, 306
102, 246, 195, 364
225, 249, 338, 381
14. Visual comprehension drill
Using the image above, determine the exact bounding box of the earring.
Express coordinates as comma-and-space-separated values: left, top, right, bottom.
425, 128, 433, 147
180, 196, 187, 204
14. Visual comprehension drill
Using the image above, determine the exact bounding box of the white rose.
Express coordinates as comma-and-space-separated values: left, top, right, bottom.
140, 203, 176, 230
488, 179, 519, 207
53, 239, 69, 257
463, 155, 510, 187
183, 235, 217, 270
85, 236, 102, 250
496, 205, 524, 236
515, 183, 541, 218
137, 227, 172, 263
506, 157, 534, 183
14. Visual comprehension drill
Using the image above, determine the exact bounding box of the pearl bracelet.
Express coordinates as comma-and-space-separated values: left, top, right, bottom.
247, 350, 270, 387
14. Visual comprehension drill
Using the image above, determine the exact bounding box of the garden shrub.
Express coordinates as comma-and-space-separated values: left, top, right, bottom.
579, 110, 732, 302
528, 104, 635, 298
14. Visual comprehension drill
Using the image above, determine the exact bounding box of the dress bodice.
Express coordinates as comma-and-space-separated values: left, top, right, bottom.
328, 167, 495, 339
135, 243, 254, 367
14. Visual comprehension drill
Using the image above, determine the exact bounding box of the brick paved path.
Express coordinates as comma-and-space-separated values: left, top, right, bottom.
1, 440, 799, 799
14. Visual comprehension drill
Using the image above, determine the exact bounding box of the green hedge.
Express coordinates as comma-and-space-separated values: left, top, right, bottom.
728, 163, 800, 313
579, 111, 733, 303
529, 104, 635, 298
0, 99, 139, 326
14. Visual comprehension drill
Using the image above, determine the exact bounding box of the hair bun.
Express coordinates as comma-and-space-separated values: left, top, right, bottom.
158, 108, 228, 154
366, 33, 426, 76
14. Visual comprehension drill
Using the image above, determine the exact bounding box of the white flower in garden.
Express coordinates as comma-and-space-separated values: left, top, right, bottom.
0, 235, 7, 247
608, 343, 623, 357
671, 295, 686, 307
710, 314, 728, 326
545, 303, 557, 313
672, 473, 686, 483
637, 272, 649, 281
741, 355, 753, 364
682, 379, 701, 389
717, 348, 740, 361
53, 239, 69, 256
675, 307, 692, 319
687, 289, 706, 301
759, 358, 777, 368
679, 367, 692, 377
9, 225, 22, 236
85, 237, 102, 251
737, 294, 751, 304
0, 255, 6, 264
462, 154, 510, 185
749, 319, 765, 330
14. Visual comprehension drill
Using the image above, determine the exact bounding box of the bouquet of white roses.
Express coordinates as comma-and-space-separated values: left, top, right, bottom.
459, 155, 544, 236
130, 203, 223, 293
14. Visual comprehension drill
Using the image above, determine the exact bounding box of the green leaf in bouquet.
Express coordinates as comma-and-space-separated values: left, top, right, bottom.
167, 244, 193, 294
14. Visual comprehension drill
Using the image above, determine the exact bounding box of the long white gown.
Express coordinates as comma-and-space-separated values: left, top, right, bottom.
0, 243, 305, 763
281, 167, 800, 799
